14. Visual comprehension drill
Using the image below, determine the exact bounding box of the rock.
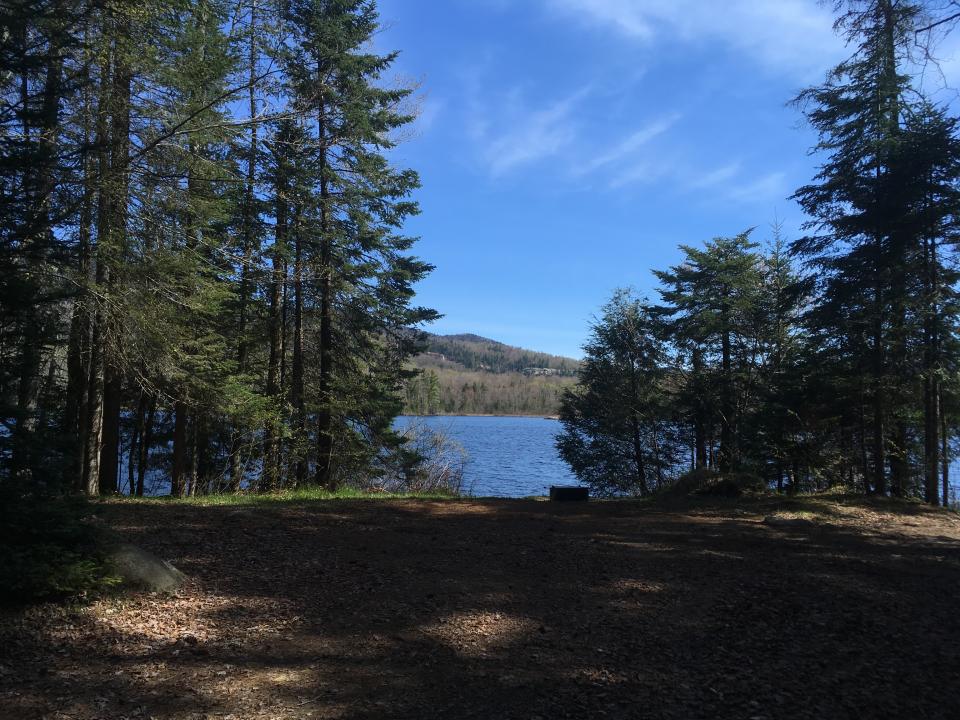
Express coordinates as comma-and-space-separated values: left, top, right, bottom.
107, 543, 186, 593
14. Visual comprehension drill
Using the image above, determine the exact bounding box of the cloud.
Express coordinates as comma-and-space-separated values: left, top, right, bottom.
604, 155, 787, 207
543, 0, 843, 79
689, 162, 742, 190
608, 160, 664, 189
725, 171, 788, 204
469, 84, 591, 176
457, 56, 787, 208
549, 0, 656, 39
582, 113, 681, 173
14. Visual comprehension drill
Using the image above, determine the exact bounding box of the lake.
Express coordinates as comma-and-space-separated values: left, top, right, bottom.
395, 415, 576, 497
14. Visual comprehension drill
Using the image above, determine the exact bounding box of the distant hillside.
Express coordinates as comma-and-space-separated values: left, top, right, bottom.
404, 333, 581, 416
419, 333, 580, 376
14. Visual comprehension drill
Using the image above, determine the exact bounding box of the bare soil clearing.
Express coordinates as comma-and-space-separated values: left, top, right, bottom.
2, 496, 960, 719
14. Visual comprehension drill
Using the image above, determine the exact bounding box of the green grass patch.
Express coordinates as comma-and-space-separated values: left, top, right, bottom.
108, 486, 462, 507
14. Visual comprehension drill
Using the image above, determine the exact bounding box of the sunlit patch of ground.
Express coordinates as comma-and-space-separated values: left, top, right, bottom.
422, 610, 538, 658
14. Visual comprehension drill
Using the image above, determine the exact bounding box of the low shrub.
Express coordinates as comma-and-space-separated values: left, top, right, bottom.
0, 490, 118, 604
385, 421, 469, 496
663, 468, 765, 499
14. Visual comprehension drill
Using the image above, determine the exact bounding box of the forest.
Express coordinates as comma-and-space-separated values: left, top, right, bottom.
3, 0, 960, 505
1, 0, 438, 498
403, 333, 578, 416
558, 2, 960, 505
403, 366, 574, 417
419, 333, 580, 376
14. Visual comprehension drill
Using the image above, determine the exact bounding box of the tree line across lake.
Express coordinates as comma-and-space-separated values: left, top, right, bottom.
403, 367, 574, 417
559, 2, 960, 504
402, 333, 578, 416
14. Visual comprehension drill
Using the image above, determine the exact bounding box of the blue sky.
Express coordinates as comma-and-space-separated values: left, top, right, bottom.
373, 0, 960, 358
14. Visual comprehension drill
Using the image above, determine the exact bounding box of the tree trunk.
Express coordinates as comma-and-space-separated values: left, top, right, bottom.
98, 366, 121, 494
127, 391, 147, 495
63, 86, 94, 488
858, 387, 870, 494
12, 8, 65, 482
235, 0, 258, 377
871, 0, 899, 496
96, 28, 131, 496
889, 420, 908, 498
692, 346, 707, 469
923, 235, 940, 505
228, 2, 260, 490
315, 96, 335, 489
82, 38, 115, 496
942, 395, 950, 508
628, 361, 648, 495
872, 304, 886, 495
188, 414, 199, 496
83, 328, 105, 496
263, 174, 288, 492
291, 205, 307, 487
64, 21, 96, 489
172, 402, 188, 497
136, 396, 155, 497
718, 321, 734, 473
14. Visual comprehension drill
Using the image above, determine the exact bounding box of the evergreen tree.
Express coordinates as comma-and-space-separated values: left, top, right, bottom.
0, 0, 436, 496
792, 0, 960, 500
557, 291, 678, 497
278, 0, 437, 488
654, 232, 764, 473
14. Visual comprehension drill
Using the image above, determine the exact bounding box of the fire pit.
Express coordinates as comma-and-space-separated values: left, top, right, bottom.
549, 485, 589, 501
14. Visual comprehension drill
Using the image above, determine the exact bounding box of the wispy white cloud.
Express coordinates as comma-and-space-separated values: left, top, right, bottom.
606, 156, 786, 207
487, 93, 584, 175
689, 162, 742, 190
543, 0, 843, 79
467, 83, 591, 176
725, 171, 788, 204
582, 113, 681, 173
607, 160, 667, 189
458, 57, 787, 208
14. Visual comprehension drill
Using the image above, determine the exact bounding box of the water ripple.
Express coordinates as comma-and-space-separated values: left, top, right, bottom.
396, 416, 576, 497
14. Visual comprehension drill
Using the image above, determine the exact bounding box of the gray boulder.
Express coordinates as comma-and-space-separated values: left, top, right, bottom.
107, 543, 186, 593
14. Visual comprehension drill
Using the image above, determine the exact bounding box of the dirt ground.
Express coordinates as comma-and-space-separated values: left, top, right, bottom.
2, 495, 960, 720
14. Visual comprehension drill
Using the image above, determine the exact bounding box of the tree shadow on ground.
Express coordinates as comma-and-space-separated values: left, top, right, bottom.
2, 498, 959, 719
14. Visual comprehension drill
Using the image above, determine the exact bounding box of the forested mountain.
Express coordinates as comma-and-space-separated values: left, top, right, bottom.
403, 334, 579, 416
421, 333, 580, 376
0, 0, 436, 496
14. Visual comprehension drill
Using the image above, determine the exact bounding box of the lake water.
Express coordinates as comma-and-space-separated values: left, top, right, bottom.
395, 415, 575, 497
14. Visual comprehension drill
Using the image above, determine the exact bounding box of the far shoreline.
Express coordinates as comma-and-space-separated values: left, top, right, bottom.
399, 413, 560, 420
